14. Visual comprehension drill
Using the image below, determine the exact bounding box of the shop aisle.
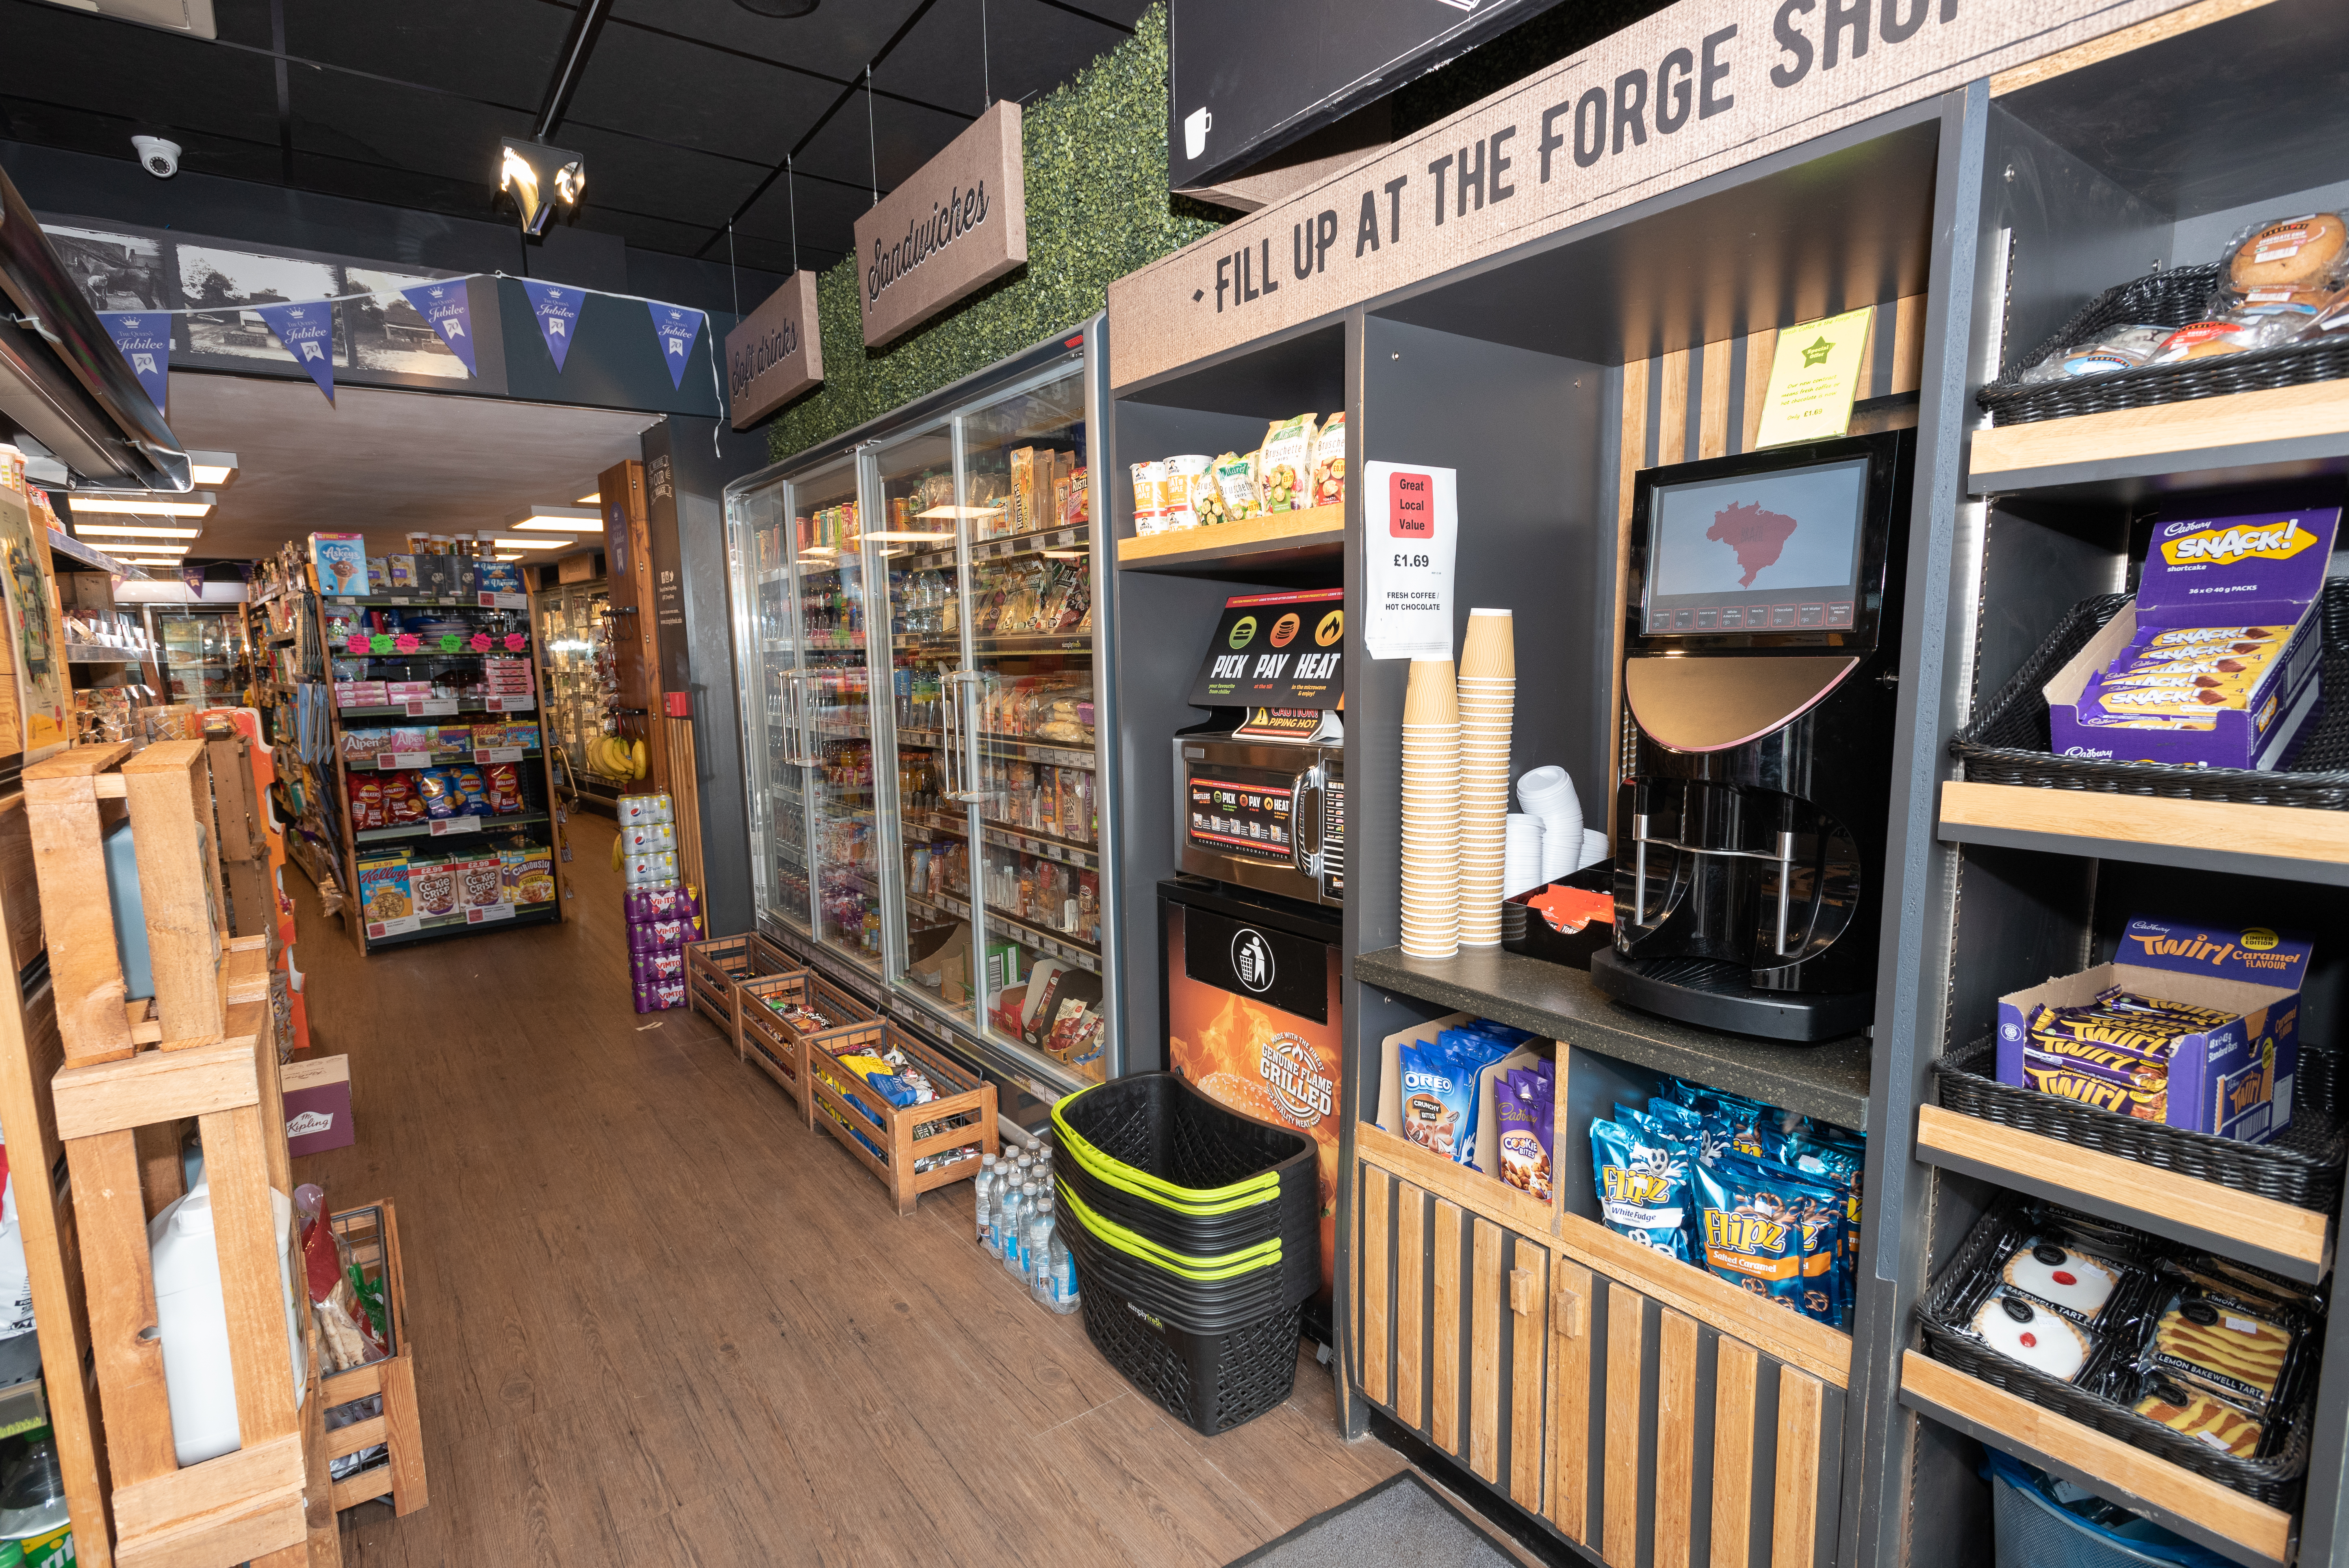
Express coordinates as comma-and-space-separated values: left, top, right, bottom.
290, 809, 1411, 1566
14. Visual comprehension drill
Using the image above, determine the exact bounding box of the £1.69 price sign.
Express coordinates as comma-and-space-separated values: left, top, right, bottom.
1362, 461, 1458, 660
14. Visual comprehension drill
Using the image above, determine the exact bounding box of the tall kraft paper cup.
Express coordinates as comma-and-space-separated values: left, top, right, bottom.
1401, 657, 1461, 959
1457, 611, 1515, 946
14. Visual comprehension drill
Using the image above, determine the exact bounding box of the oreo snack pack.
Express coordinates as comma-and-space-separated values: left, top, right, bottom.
1398, 1037, 1477, 1165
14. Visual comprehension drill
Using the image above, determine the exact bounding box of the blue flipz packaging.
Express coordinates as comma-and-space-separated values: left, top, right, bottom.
1696, 1153, 1849, 1325
1591, 1117, 1692, 1260
1398, 1038, 1477, 1164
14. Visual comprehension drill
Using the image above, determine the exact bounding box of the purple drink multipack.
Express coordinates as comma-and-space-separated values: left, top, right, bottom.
1995, 915, 2311, 1143
623, 884, 702, 924
2043, 504, 2339, 770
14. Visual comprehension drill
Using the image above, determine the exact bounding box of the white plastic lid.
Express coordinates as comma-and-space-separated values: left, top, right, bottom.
171, 1192, 216, 1236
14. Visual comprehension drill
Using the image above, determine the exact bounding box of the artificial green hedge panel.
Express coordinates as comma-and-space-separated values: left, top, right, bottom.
767, 4, 1221, 462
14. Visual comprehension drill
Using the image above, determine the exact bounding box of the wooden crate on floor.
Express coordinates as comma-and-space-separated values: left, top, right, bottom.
682, 930, 791, 1031
734, 966, 880, 1116
806, 1021, 998, 1217
26, 742, 336, 1568
320, 1201, 427, 1518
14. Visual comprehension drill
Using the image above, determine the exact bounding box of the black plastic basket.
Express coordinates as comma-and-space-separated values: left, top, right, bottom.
1935, 1038, 2346, 1212
1976, 263, 2349, 427
1949, 585, 2349, 807
1075, 1277, 1303, 1436
1052, 1074, 1319, 1246
1059, 1209, 1305, 1331
1916, 1198, 2317, 1506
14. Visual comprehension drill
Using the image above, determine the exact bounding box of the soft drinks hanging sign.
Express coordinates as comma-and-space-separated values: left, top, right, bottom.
724, 269, 822, 429
853, 99, 1028, 349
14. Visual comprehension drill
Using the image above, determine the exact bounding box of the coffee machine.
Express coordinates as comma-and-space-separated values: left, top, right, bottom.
1588, 428, 1913, 1041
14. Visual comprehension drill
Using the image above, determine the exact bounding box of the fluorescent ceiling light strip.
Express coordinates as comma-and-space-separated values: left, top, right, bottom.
188, 451, 237, 486
491, 537, 558, 549
577, 492, 600, 505
72, 523, 204, 539
509, 518, 603, 532
69, 495, 215, 517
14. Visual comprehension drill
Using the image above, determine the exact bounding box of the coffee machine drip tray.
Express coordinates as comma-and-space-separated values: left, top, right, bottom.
1588, 948, 1873, 1042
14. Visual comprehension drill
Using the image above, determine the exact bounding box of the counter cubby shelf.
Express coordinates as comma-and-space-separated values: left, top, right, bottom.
1114, 503, 1344, 576
1899, 1353, 2293, 1568
1352, 946, 1870, 1130
1939, 780, 2349, 886
1966, 380, 2349, 503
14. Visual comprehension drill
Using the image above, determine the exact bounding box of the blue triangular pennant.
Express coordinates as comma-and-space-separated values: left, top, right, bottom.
523, 280, 582, 372
398, 281, 478, 377
99, 311, 171, 412
252, 301, 336, 402
646, 301, 705, 390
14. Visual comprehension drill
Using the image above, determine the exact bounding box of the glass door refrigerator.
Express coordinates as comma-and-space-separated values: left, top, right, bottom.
147, 604, 248, 707
725, 317, 1117, 1096
534, 579, 622, 807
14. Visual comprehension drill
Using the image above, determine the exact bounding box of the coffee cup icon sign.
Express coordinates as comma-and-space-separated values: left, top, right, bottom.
1184, 108, 1212, 161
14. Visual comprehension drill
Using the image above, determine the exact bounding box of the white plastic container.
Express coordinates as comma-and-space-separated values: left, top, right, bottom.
148, 1182, 306, 1466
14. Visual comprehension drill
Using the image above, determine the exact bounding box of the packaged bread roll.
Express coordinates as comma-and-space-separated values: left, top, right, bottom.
2221, 211, 2349, 294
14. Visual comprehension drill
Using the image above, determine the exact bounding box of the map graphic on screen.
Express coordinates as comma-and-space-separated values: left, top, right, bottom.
1642, 457, 1872, 634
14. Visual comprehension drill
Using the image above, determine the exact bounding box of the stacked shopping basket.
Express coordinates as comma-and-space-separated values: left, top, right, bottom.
1052, 1073, 1320, 1435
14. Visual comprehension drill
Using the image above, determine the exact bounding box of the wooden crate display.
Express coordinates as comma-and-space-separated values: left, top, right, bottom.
25, 741, 336, 1568
734, 966, 879, 1116
683, 930, 792, 1032
320, 1201, 427, 1518
805, 1021, 999, 1217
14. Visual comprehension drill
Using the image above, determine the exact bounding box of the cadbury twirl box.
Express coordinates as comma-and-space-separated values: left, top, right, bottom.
1995, 916, 2310, 1143
2045, 505, 2338, 770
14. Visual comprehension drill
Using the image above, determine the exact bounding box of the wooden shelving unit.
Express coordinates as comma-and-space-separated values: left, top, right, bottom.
1939, 779, 2349, 884
1967, 378, 2349, 501
1114, 504, 1343, 575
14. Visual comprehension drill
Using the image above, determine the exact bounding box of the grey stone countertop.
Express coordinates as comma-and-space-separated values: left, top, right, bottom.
1353, 945, 1873, 1130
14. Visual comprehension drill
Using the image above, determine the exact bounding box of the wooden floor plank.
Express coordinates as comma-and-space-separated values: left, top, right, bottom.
315, 814, 1388, 1566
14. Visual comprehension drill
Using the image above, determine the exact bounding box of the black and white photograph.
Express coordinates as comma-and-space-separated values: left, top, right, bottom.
39, 223, 166, 312
343, 266, 469, 380
175, 242, 349, 366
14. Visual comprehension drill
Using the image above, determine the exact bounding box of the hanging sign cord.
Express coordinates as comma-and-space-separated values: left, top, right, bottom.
867, 65, 878, 207
981, 0, 990, 109
788, 154, 800, 277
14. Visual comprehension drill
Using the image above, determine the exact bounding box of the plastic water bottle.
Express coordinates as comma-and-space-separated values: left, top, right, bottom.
1044, 1225, 1080, 1314
996, 1180, 1028, 1272
1004, 1182, 1038, 1279
1027, 1197, 1057, 1307
974, 1154, 999, 1246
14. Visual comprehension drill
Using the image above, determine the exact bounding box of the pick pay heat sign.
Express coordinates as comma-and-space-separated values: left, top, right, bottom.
1363, 461, 1458, 660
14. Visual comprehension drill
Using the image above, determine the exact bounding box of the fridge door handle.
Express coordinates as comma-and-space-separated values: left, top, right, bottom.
1293, 764, 1323, 879
944, 668, 991, 804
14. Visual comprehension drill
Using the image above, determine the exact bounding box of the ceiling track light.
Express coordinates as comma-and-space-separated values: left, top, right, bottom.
187, 451, 238, 488
499, 138, 587, 237
505, 505, 602, 533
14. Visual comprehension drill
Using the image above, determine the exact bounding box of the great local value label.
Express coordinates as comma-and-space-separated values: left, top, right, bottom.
1362, 462, 1458, 661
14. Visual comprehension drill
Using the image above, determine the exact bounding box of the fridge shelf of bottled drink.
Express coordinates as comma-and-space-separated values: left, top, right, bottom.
725, 321, 1117, 1093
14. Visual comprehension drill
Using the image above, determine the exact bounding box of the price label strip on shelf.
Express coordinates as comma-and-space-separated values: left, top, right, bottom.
475, 745, 525, 763
367, 915, 421, 939
488, 694, 537, 712
477, 592, 529, 609
1361, 460, 1458, 661
466, 904, 516, 923
375, 751, 433, 770
404, 698, 458, 717
428, 817, 482, 837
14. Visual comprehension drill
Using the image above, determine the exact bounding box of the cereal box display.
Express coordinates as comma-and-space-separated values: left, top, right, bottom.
309, 532, 369, 597
357, 851, 415, 937
502, 845, 556, 904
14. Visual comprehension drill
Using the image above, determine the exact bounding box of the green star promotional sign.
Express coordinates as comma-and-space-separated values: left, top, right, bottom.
1755, 306, 1875, 449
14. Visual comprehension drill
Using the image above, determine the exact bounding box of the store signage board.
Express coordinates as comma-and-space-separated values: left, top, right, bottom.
1753, 306, 1873, 447
1362, 461, 1457, 661
724, 270, 822, 428
1108, 0, 2202, 390
853, 100, 1027, 349
1189, 588, 1345, 707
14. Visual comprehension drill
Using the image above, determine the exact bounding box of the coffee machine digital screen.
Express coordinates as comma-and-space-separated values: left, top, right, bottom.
1641, 457, 1871, 634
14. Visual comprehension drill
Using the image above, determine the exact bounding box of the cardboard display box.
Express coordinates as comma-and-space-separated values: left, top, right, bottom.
282, 1054, 355, 1156
2044, 506, 2338, 770
1995, 917, 2310, 1144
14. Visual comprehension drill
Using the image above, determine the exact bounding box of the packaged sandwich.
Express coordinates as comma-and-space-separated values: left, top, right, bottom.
2018, 323, 2170, 382
1256, 415, 1317, 512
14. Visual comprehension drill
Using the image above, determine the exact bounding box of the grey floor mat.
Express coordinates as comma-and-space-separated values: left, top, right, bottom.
1227, 1473, 1517, 1567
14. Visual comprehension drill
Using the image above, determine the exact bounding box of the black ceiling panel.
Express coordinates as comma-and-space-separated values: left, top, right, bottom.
284, 154, 507, 231
0, 1, 281, 144
607, 0, 929, 86
290, 72, 533, 187
3, 93, 285, 186
787, 90, 970, 194
874, 0, 1126, 116
564, 25, 832, 164
735, 171, 871, 262
280, 0, 563, 106
557, 123, 770, 228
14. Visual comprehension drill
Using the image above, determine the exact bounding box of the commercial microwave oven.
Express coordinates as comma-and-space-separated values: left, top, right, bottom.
1173, 733, 1344, 909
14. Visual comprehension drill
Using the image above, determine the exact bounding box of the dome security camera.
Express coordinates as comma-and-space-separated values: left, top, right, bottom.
130, 136, 180, 178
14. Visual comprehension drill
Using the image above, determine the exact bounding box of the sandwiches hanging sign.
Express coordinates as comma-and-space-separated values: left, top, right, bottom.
1108, 0, 2217, 391
723, 269, 822, 429
854, 99, 1028, 349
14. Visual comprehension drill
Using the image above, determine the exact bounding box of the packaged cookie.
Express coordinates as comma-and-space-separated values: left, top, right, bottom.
1397, 1036, 1473, 1162
2018, 323, 2171, 382
2218, 211, 2349, 296
2149, 314, 2300, 364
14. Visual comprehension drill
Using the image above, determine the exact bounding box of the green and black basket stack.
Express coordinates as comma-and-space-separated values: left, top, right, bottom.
1052, 1073, 1320, 1435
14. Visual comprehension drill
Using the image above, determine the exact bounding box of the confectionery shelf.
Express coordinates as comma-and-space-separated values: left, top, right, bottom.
1113, 503, 1343, 576
1967, 380, 2349, 504
1939, 780, 2349, 885
1352, 946, 1870, 1130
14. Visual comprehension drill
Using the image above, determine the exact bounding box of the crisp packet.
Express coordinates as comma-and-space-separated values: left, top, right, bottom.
416, 768, 459, 820
1590, 1115, 1691, 1261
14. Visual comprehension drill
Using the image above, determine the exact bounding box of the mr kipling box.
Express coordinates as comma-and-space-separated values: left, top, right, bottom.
2043, 505, 2338, 770
1995, 916, 2310, 1143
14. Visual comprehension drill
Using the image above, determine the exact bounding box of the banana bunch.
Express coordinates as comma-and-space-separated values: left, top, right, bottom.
590, 733, 649, 780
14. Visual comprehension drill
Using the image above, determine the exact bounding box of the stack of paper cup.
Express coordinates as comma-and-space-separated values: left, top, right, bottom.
1400, 658, 1462, 959
1516, 766, 1584, 884
1504, 814, 1546, 899
1458, 609, 1516, 946
1583, 827, 1610, 870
